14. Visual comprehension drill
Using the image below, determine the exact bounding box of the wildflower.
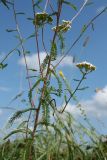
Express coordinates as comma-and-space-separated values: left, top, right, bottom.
52, 20, 71, 33
59, 70, 65, 78
76, 61, 96, 72
33, 12, 53, 26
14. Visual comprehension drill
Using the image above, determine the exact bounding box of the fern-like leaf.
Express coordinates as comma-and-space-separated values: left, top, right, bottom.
51, 69, 62, 97
50, 42, 57, 61
3, 129, 32, 140
8, 108, 36, 126
28, 78, 44, 104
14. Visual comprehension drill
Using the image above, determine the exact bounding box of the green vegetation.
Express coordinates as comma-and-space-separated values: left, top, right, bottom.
0, 0, 107, 159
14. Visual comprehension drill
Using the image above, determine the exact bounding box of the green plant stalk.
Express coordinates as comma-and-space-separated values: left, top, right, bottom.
28, 1, 63, 159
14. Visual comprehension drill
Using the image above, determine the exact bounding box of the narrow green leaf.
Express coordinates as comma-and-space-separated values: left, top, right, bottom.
33, 0, 43, 11
16, 49, 21, 56
64, 95, 67, 103
34, 0, 43, 7
28, 68, 37, 72
25, 50, 30, 54
73, 79, 80, 82
27, 17, 34, 21
16, 12, 25, 15
91, 22, 94, 31
49, 12, 58, 17
0, 63, 8, 69
78, 86, 89, 90
86, 1, 94, 7
28, 78, 44, 103
27, 33, 35, 39
8, 91, 24, 105
6, 29, 17, 32
81, 25, 87, 33
63, 1, 77, 11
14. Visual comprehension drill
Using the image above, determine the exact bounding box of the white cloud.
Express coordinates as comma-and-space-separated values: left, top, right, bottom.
19, 52, 46, 70
65, 86, 107, 118
57, 55, 74, 67
0, 109, 3, 115
18, 52, 74, 69
96, 6, 105, 13
83, 86, 107, 117
0, 86, 10, 92
65, 103, 81, 116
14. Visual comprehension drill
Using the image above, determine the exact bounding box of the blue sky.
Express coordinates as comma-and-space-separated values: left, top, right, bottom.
0, 0, 107, 136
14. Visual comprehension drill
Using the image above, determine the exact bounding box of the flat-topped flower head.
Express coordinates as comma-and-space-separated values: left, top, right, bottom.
33, 12, 53, 26
52, 20, 71, 33
62, 20, 71, 25
76, 61, 96, 72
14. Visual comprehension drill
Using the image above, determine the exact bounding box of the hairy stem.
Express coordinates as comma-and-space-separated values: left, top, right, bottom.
12, 1, 35, 141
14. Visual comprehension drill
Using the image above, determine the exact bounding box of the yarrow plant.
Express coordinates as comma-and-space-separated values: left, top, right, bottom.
0, 0, 107, 160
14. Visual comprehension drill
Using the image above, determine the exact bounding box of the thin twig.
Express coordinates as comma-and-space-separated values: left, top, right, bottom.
42, 26, 48, 55
71, 0, 89, 23
49, 1, 54, 13
32, 0, 42, 76
0, 42, 24, 64
44, 0, 50, 12
12, 1, 35, 141
13, 2, 34, 107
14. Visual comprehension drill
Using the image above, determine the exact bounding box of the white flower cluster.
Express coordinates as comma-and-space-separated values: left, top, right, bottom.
33, 12, 53, 26
76, 61, 96, 72
52, 20, 71, 33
